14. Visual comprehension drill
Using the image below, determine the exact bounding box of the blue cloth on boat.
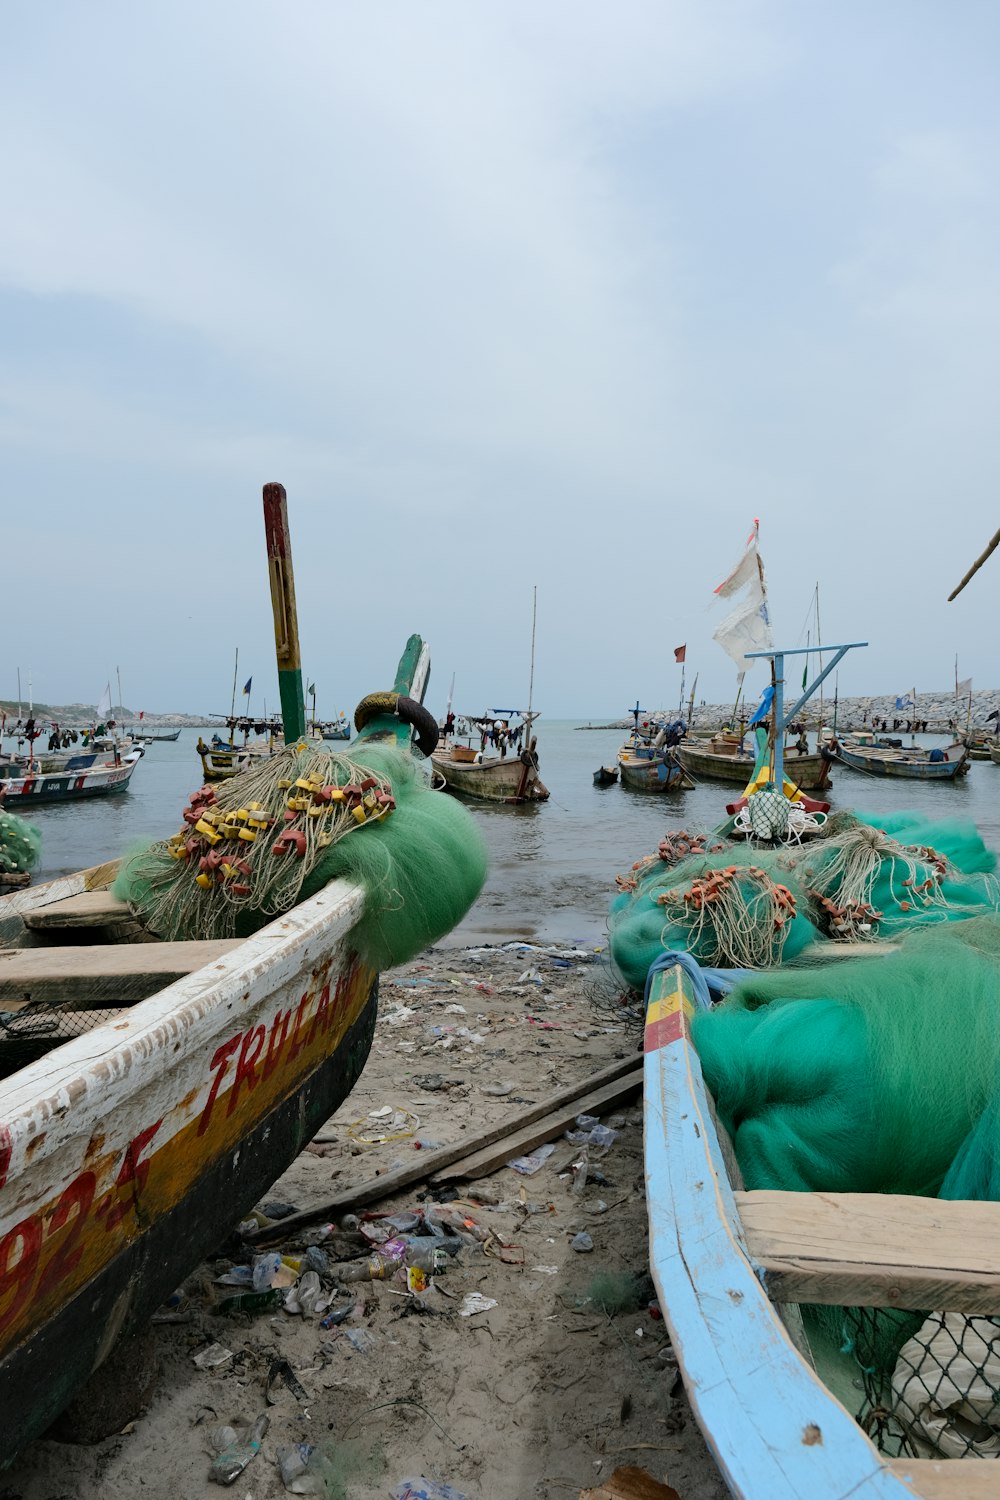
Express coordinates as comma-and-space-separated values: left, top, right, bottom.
643, 949, 750, 1013
748, 684, 774, 728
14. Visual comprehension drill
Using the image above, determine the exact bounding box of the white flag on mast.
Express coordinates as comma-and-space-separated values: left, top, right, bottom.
712, 522, 773, 669
97, 682, 112, 718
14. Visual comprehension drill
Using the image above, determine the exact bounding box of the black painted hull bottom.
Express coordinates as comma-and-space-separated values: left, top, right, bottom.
0, 983, 378, 1462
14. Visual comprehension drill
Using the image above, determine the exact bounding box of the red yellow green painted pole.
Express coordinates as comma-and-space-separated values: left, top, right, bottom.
262, 482, 307, 744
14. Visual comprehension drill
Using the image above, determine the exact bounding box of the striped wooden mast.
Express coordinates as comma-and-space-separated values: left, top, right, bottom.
262, 482, 306, 743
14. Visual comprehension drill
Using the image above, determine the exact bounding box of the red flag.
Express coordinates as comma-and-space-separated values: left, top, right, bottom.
138, 710, 144, 720
674, 644, 686, 663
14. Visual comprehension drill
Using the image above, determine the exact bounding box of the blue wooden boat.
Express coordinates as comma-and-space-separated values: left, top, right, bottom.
645, 958, 999, 1499
832, 736, 970, 780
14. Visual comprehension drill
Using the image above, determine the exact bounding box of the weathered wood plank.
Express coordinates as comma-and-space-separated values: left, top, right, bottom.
23, 891, 133, 930
429, 1068, 643, 1183
244, 1052, 645, 1243
739, 1190, 1000, 1312
887, 1457, 1000, 1498
0, 940, 241, 1007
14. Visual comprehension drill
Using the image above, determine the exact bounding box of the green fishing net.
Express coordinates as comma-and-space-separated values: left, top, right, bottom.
0, 811, 41, 875
609, 844, 817, 987
609, 808, 1000, 987
692, 917, 1000, 1197
114, 743, 487, 969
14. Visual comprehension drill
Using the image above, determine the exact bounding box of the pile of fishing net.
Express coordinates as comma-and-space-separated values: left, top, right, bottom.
692, 916, 1000, 1195
609, 844, 816, 987
0, 810, 41, 876
608, 808, 1000, 984
114, 742, 487, 969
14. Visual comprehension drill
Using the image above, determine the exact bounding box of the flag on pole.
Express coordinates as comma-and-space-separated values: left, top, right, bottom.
243, 677, 252, 696
894, 695, 913, 710
307, 682, 316, 696
138, 710, 144, 721
957, 677, 973, 697
673, 645, 686, 663
97, 683, 112, 719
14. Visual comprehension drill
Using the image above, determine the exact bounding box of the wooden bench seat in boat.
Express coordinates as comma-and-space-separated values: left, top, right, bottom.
739, 1189, 1000, 1315
21, 890, 134, 932
0, 940, 241, 1009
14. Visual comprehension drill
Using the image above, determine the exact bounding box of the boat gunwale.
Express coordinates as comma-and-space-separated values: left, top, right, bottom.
644, 961, 918, 1499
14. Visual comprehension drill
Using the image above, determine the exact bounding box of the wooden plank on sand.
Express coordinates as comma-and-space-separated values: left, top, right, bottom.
429, 1067, 642, 1183
0, 940, 241, 1008
244, 1051, 642, 1243
739, 1189, 1000, 1313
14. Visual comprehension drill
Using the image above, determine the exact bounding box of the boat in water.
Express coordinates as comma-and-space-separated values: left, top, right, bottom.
0, 631, 484, 1458
432, 714, 549, 803
593, 765, 618, 786
0, 749, 142, 807
832, 732, 970, 780
676, 730, 832, 791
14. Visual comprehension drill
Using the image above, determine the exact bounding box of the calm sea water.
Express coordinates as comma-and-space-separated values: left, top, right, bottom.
20, 724, 1000, 947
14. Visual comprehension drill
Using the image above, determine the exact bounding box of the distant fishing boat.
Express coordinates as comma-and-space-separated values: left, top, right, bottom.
432, 589, 549, 804
0, 751, 141, 806
616, 704, 693, 793
832, 734, 970, 780
676, 733, 831, 791
146, 728, 181, 742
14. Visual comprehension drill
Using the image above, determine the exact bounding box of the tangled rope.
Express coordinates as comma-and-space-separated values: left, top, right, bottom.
795, 823, 1000, 940
654, 864, 798, 968
124, 743, 397, 941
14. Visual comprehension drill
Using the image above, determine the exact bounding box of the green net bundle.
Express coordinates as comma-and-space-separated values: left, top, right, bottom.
691, 917, 1000, 1197
609, 843, 817, 986
113, 742, 487, 969
0, 811, 41, 875
792, 810, 1000, 940
609, 808, 1000, 988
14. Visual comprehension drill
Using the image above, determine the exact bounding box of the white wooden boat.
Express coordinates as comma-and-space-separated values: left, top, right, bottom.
0, 634, 465, 1459
0, 752, 141, 806
644, 959, 1000, 1499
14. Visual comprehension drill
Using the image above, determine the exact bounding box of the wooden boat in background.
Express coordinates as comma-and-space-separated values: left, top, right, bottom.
618, 745, 693, 792
432, 729, 549, 803
833, 735, 970, 780
146, 728, 181, 742
0, 634, 437, 1459
676, 733, 832, 791
593, 765, 618, 786
644, 958, 1000, 1499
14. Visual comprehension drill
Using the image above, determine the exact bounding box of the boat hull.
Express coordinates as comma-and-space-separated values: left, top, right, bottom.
593, 766, 618, 786
835, 742, 970, 779
431, 749, 549, 802
676, 742, 832, 791
0, 870, 376, 1459
618, 753, 692, 792
643, 961, 944, 1499
0, 758, 138, 806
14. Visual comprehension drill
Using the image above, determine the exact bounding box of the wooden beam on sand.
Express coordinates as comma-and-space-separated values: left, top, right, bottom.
429, 1067, 642, 1184
243, 1051, 642, 1243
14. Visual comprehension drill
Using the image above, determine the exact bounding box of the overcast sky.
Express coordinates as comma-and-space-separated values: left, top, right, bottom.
3, 2, 998, 719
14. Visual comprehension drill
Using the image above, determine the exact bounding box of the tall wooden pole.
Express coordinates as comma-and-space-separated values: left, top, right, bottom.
263, 482, 306, 743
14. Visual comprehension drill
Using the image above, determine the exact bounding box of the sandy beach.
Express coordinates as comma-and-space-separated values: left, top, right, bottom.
5, 942, 726, 1500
